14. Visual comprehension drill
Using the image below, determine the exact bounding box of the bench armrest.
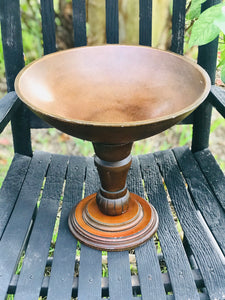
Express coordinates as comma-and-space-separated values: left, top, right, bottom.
0, 91, 20, 133
209, 85, 225, 118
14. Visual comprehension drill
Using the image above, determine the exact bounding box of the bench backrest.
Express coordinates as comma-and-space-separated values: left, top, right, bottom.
0, 0, 220, 155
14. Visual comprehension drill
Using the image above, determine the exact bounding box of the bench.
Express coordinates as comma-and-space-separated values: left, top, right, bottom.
0, 0, 225, 299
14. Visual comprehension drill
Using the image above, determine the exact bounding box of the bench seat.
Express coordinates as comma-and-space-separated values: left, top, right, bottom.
0, 146, 224, 300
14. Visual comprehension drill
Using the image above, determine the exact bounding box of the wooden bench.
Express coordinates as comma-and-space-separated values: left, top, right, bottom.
0, 1, 225, 299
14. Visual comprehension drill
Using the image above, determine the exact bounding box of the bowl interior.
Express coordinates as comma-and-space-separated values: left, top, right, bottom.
15, 45, 210, 126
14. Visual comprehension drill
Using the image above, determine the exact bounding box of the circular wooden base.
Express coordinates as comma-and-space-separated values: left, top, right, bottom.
68, 192, 158, 251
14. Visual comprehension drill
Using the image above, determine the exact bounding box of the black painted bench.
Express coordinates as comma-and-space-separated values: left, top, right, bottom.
0, 1, 225, 299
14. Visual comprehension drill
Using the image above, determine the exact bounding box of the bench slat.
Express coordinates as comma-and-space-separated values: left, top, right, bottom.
128, 157, 166, 299
72, 0, 87, 47
0, 151, 51, 299
139, 0, 152, 46
108, 251, 133, 300
0, 153, 31, 239
14, 154, 69, 300
106, 0, 119, 44
139, 154, 199, 299
170, 0, 186, 55
173, 147, 225, 255
78, 158, 102, 299
194, 148, 225, 211
40, 0, 56, 54
47, 156, 86, 300
156, 149, 225, 299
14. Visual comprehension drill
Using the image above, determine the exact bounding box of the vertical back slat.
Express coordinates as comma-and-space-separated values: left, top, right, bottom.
105, 0, 119, 44
192, 0, 221, 152
72, 0, 87, 47
170, 0, 186, 54
0, 0, 32, 155
40, 0, 56, 55
139, 0, 152, 46
0, 0, 24, 91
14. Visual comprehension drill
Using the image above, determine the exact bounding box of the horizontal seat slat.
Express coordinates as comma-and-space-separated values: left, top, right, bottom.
156, 148, 225, 299
47, 156, 87, 300
0, 153, 31, 239
78, 158, 102, 300
194, 148, 225, 211
0, 151, 51, 299
128, 157, 166, 299
139, 154, 199, 299
108, 251, 133, 300
173, 147, 225, 255
14, 154, 69, 300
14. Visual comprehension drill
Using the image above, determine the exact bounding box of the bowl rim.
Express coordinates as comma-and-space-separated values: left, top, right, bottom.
15, 44, 211, 128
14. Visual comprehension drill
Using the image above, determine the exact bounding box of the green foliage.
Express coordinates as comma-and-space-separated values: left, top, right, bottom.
186, 0, 207, 20
189, 1, 225, 82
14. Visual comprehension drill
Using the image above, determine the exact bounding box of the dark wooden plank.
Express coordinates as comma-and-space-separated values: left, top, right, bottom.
47, 156, 86, 300
108, 251, 133, 300
14, 154, 69, 300
209, 85, 225, 118
78, 157, 102, 300
170, 0, 186, 55
0, 151, 51, 299
128, 157, 166, 299
105, 0, 119, 44
0, 154, 31, 239
192, 1, 221, 152
0, 92, 20, 133
139, 0, 152, 46
194, 148, 225, 211
139, 154, 199, 299
155, 149, 225, 299
1, 0, 32, 155
173, 147, 225, 255
0, 0, 24, 91
40, 0, 56, 55
72, 0, 87, 47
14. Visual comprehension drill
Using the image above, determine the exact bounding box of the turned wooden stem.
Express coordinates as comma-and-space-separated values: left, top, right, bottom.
93, 142, 133, 216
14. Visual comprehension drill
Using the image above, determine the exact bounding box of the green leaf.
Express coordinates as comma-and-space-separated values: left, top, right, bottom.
186, 0, 207, 20
213, 6, 225, 34
221, 64, 225, 83
189, 3, 224, 47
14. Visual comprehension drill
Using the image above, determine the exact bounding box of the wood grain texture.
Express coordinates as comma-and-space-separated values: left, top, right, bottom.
173, 146, 225, 255
139, 154, 199, 299
128, 157, 166, 299
0, 0, 24, 91
78, 158, 102, 300
0, 154, 31, 239
40, 0, 56, 55
106, 0, 119, 44
155, 149, 225, 299
72, 0, 87, 47
194, 148, 225, 211
14, 154, 69, 300
209, 85, 225, 118
108, 251, 133, 300
139, 0, 152, 46
47, 156, 86, 300
0, 92, 20, 133
0, 151, 51, 299
170, 0, 186, 55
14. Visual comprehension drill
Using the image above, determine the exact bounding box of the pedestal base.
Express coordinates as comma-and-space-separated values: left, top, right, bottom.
68, 192, 158, 251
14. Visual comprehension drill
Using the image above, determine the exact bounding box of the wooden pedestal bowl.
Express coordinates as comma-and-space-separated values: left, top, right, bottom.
15, 45, 210, 251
